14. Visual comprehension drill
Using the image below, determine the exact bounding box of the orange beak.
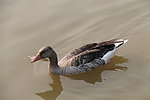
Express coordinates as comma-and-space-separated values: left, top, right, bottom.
31, 53, 41, 63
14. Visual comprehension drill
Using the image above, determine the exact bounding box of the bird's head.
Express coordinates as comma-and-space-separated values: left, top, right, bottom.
31, 46, 54, 63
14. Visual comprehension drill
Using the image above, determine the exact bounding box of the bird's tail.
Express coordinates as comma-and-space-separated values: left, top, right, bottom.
110, 38, 128, 48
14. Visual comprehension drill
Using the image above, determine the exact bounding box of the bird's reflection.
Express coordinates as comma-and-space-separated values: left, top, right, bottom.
36, 55, 128, 100
36, 74, 62, 100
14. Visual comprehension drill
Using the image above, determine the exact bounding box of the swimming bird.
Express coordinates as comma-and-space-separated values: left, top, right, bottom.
31, 39, 128, 75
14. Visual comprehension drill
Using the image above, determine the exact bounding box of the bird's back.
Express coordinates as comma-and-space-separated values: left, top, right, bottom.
55, 39, 128, 75
58, 39, 126, 67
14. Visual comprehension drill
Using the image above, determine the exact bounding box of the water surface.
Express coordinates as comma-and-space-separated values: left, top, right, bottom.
1, 0, 150, 100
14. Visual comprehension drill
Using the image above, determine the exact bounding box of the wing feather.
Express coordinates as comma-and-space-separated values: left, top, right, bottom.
58, 39, 123, 67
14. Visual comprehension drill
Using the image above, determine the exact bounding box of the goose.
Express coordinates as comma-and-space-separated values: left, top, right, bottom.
31, 39, 128, 75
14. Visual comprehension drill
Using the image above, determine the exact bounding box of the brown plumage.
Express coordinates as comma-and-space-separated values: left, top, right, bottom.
31, 39, 128, 75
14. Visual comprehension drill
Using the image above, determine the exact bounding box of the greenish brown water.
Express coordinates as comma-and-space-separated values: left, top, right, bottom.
1, 0, 150, 100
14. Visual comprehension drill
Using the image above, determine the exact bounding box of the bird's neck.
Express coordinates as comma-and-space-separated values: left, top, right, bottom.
48, 52, 60, 73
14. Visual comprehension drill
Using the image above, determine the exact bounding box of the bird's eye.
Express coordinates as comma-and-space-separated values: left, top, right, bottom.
42, 51, 46, 54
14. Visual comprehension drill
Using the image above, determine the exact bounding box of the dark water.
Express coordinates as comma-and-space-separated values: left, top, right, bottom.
1, 0, 150, 100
